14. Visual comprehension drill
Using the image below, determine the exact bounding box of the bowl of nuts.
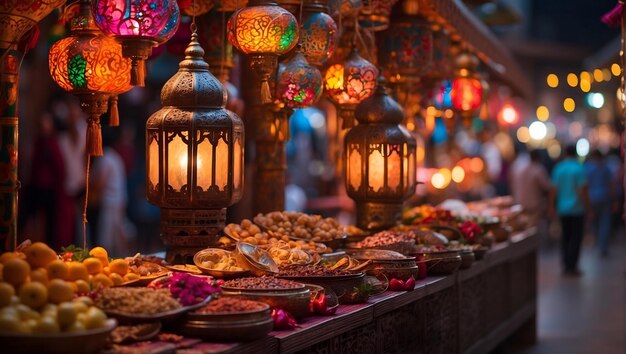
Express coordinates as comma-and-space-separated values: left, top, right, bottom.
253, 211, 347, 249
193, 248, 251, 279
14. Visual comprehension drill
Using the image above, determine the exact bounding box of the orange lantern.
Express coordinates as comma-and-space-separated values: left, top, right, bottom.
450, 53, 482, 123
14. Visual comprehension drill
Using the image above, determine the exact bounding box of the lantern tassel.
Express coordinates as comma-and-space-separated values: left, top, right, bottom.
260, 79, 272, 104
87, 115, 103, 156
130, 59, 146, 87
109, 96, 119, 127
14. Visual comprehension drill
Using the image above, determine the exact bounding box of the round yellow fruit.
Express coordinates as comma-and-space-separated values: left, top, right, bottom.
109, 273, 124, 286
73, 301, 88, 314
0, 282, 15, 307
18, 282, 48, 309
75, 296, 93, 307
15, 304, 40, 321
41, 304, 57, 318
0, 252, 26, 265
2, 258, 30, 286
92, 273, 113, 288
57, 302, 77, 328
0, 313, 20, 332
33, 315, 60, 333
47, 260, 69, 280
123, 273, 140, 282
82, 307, 106, 329
82, 258, 103, 275
30, 268, 48, 285
88, 247, 109, 267
66, 320, 85, 332
24, 242, 58, 269
74, 279, 90, 293
108, 259, 128, 276
47, 279, 74, 304
67, 262, 89, 282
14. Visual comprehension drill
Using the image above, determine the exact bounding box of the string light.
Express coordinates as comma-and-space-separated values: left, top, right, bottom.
593, 69, 603, 82
563, 98, 575, 112
546, 74, 558, 88
611, 63, 621, 77
566, 73, 578, 87
536, 106, 549, 121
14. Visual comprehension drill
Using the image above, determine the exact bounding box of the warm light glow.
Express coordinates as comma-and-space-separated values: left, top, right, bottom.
431, 172, 448, 189
528, 121, 547, 140
444, 109, 454, 119
348, 147, 362, 191
576, 138, 590, 157
168, 133, 188, 191
593, 69, 603, 82
93, 0, 179, 40
547, 140, 561, 159
234, 138, 243, 190
387, 149, 401, 193
451, 77, 483, 112
416, 146, 425, 163
498, 103, 519, 125
516, 126, 530, 143
148, 137, 159, 187
536, 106, 549, 121
469, 158, 484, 173
580, 71, 591, 83
602, 68, 611, 81
580, 78, 590, 93
563, 98, 575, 112
216, 138, 229, 190
566, 73, 578, 87
546, 74, 558, 88
611, 63, 621, 77
228, 5, 298, 54
451, 165, 465, 183
368, 148, 385, 192
324, 52, 378, 105
587, 92, 604, 108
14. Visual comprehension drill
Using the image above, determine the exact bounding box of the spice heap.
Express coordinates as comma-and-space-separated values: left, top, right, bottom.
253, 211, 344, 242
194, 297, 267, 314
95, 288, 181, 314
278, 265, 353, 277
222, 277, 303, 290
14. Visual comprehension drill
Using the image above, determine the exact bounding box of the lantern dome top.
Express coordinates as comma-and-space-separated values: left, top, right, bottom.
355, 76, 404, 124
161, 32, 226, 108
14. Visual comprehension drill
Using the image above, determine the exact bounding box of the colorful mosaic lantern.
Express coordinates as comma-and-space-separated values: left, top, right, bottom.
451, 52, 483, 122
325, 48, 378, 128
277, 49, 323, 108
0, 0, 65, 50
49, 0, 132, 156
227, 0, 299, 104
344, 76, 416, 231
178, 0, 214, 16
300, 0, 337, 68
146, 31, 244, 263
358, 0, 397, 32
92, 0, 181, 86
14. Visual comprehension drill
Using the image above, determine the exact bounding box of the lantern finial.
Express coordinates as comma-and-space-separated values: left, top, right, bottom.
179, 32, 209, 71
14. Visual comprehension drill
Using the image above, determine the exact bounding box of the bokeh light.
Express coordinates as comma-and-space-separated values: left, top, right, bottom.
563, 98, 575, 112
536, 105, 549, 121
517, 126, 530, 143
469, 157, 484, 173
586, 92, 604, 109
566, 73, 578, 87
529, 121, 547, 140
546, 74, 558, 88
611, 63, 621, 77
576, 138, 590, 157
451, 165, 465, 183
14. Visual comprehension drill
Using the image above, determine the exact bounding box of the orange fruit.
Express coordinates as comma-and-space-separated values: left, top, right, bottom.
123, 273, 140, 282
24, 242, 57, 268
74, 280, 90, 293
0, 282, 15, 307
18, 282, 48, 309
88, 247, 109, 267
102, 266, 110, 276
0, 252, 26, 265
47, 260, 69, 280
2, 258, 30, 286
67, 262, 89, 282
108, 273, 124, 286
30, 268, 48, 285
108, 259, 128, 276
82, 258, 103, 275
92, 274, 113, 288
47, 279, 74, 304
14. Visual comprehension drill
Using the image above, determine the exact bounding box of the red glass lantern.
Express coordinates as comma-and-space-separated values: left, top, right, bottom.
92, 0, 181, 86
450, 53, 482, 122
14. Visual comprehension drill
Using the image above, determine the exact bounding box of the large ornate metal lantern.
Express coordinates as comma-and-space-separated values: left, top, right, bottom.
300, 0, 337, 68
92, 0, 181, 86
49, 0, 132, 156
146, 32, 244, 263
324, 48, 378, 128
277, 49, 323, 108
450, 52, 483, 123
227, 0, 299, 103
344, 77, 416, 231
0, 0, 65, 49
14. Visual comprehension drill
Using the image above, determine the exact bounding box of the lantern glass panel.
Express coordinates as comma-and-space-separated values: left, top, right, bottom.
234, 137, 242, 190
216, 137, 229, 190
408, 150, 415, 188
197, 138, 213, 189
368, 145, 384, 192
168, 132, 188, 191
387, 146, 401, 192
148, 135, 159, 187
348, 145, 362, 191
402, 143, 408, 186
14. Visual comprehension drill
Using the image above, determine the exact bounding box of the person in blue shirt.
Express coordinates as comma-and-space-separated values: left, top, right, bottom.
584, 150, 614, 257
550, 145, 589, 276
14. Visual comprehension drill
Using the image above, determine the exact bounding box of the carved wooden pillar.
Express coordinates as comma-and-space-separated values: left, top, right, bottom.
0, 48, 19, 251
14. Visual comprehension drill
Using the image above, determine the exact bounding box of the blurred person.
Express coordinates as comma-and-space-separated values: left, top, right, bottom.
584, 150, 613, 257
551, 145, 589, 276
510, 149, 555, 232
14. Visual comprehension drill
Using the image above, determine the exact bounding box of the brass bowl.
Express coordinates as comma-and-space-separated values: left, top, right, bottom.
235, 242, 279, 276
352, 240, 416, 255
181, 302, 273, 341
413, 250, 462, 275
104, 296, 212, 324
366, 266, 420, 281
278, 273, 366, 304
0, 319, 117, 354
221, 283, 311, 318
193, 249, 251, 279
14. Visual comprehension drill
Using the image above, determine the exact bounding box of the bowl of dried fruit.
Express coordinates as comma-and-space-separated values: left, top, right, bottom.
181, 297, 273, 341
193, 248, 251, 279
220, 277, 311, 318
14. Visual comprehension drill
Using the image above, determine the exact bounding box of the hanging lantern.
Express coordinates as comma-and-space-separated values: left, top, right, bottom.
423, 24, 452, 84
197, 11, 234, 82
49, 0, 132, 156
333, 16, 377, 65
92, 0, 181, 86
178, 0, 214, 16
146, 31, 244, 263
300, 0, 337, 68
325, 48, 378, 128
227, 0, 298, 104
277, 49, 323, 108
344, 76, 416, 231
0, 0, 65, 50
358, 0, 397, 32
451, 52, 483, 123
